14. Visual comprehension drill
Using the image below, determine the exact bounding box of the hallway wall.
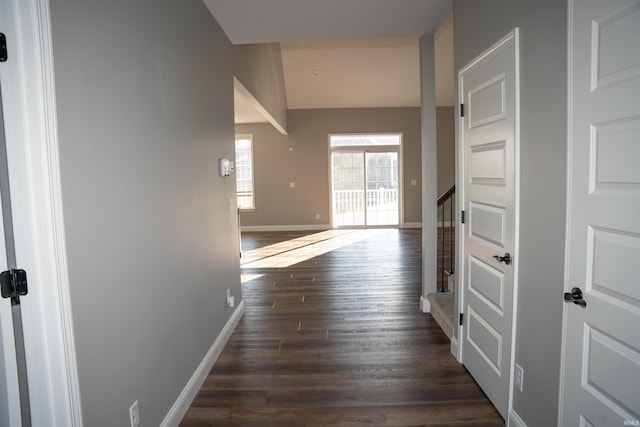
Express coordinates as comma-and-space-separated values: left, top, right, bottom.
50, 1, 240, 425
453, 0, 567, 425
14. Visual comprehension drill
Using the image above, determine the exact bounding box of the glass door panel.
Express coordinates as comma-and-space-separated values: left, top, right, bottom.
365, 152, 399, 226
331, 152, 365, 227
331, 151, 399, 228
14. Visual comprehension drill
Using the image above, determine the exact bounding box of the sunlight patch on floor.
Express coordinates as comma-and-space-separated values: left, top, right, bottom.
240, 273, 265, 283
241, 229, 386, 269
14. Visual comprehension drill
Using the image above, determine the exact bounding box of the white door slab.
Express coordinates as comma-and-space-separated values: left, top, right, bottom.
560, 0, 640, 425
459, 29, 519, 418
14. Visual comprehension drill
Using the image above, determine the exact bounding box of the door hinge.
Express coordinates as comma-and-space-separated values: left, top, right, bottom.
0, 269, 28, 300
459, 313, 464, 326
461, 210, 466, 224
0, 33, 7, 62
460, 104, 464, 117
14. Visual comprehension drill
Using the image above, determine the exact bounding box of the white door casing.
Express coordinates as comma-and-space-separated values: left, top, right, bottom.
0, 85, 22, 427
0, 0, 82, 425
458, 29, 519, 419
560, 0, 640, 425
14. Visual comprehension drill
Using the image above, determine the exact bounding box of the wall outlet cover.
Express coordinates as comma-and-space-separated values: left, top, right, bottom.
514, 364, 524, 392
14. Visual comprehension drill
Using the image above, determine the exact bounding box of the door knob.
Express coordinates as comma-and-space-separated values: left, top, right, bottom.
492, 253, 511, 265
563, 287, 586, 308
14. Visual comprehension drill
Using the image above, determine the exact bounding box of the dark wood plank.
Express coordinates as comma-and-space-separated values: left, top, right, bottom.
180, 229, 503, 426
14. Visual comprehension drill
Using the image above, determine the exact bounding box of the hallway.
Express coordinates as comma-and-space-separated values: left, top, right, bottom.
180, 229, 503, 426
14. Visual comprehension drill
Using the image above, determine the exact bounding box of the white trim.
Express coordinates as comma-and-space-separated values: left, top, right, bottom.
1, 0, 82, 425
419, 295, 431, 313
160, 301, 245, 427
402, 222, 422, 228
450, 335, 459, 359
454, 93, 465, 365
508, 27, 522, 423
233, 77, 287, 135
508, 409, 527, 427
558, 1, 575, 422
241, 224, 331, 232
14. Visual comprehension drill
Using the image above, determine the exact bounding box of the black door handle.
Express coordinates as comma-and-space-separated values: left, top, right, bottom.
492, 253, 511, 265
563, 287, 586, 308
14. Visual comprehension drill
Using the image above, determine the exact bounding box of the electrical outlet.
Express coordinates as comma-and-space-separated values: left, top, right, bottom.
315, 213, 320, 220
514, 364, 524, 392
129, 400, 140, 427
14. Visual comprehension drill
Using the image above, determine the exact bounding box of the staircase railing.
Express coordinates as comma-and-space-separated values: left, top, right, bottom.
437, 185, 455, 292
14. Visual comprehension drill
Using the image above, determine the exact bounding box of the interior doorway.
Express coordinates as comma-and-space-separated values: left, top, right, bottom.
329, 134, 402, 228
457, 29, 520, 418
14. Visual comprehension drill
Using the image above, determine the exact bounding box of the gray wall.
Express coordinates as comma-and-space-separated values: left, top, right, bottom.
436, 107, 455, 196
436, 107, 455, 223
453, 1, 567, 425
50, 1, 241, 425
235, 43, 288, 133
420, 34, 439, 304
237, 107, 422, 227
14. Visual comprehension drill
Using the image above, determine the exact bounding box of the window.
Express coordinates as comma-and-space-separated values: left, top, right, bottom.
235, 134, 255, 210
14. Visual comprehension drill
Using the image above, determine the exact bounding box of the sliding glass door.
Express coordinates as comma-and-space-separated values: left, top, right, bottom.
330, 134, 401, 228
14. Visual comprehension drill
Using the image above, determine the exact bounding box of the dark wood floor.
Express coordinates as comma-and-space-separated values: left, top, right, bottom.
180, 229, 503, 427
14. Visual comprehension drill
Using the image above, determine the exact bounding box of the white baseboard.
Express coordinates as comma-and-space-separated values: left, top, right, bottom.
160, 301, 245, 427
450, 335, 459, 359
241, 224, 331, 232
420, 295, 431, 313
508, 409, 527, 427
402, 222, 422, 228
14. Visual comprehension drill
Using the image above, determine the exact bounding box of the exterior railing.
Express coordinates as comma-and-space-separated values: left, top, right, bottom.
332, 189, 399, 227
333, 188, 398, 212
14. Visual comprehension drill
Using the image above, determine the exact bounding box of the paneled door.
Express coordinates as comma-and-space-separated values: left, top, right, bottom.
459, 30, 519, 418
560, 0, 640, 424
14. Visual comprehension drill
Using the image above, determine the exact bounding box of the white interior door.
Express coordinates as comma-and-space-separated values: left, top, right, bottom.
0, 85, 22, 426
459, 29, 519, 418
560, 0, 640, 425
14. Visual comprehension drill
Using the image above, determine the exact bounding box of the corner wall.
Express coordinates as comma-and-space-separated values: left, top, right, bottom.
50, 1, 241, 425
234, 43, 288, 133
453, 1, 567, 425
237, 107, 423, 228
420, 34, 438, 310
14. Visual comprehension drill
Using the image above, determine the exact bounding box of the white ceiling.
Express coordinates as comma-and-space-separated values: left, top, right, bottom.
208, 0, 454, 123
203, 0, 452, 44
281, 39, 421, 110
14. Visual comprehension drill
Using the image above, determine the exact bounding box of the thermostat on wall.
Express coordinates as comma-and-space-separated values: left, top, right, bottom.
218, 158, 234, 177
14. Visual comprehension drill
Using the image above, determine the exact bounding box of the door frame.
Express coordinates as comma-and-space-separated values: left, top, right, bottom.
453, 28, 521, 418
0, 0, 81, 425
327, 132, 405, 229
